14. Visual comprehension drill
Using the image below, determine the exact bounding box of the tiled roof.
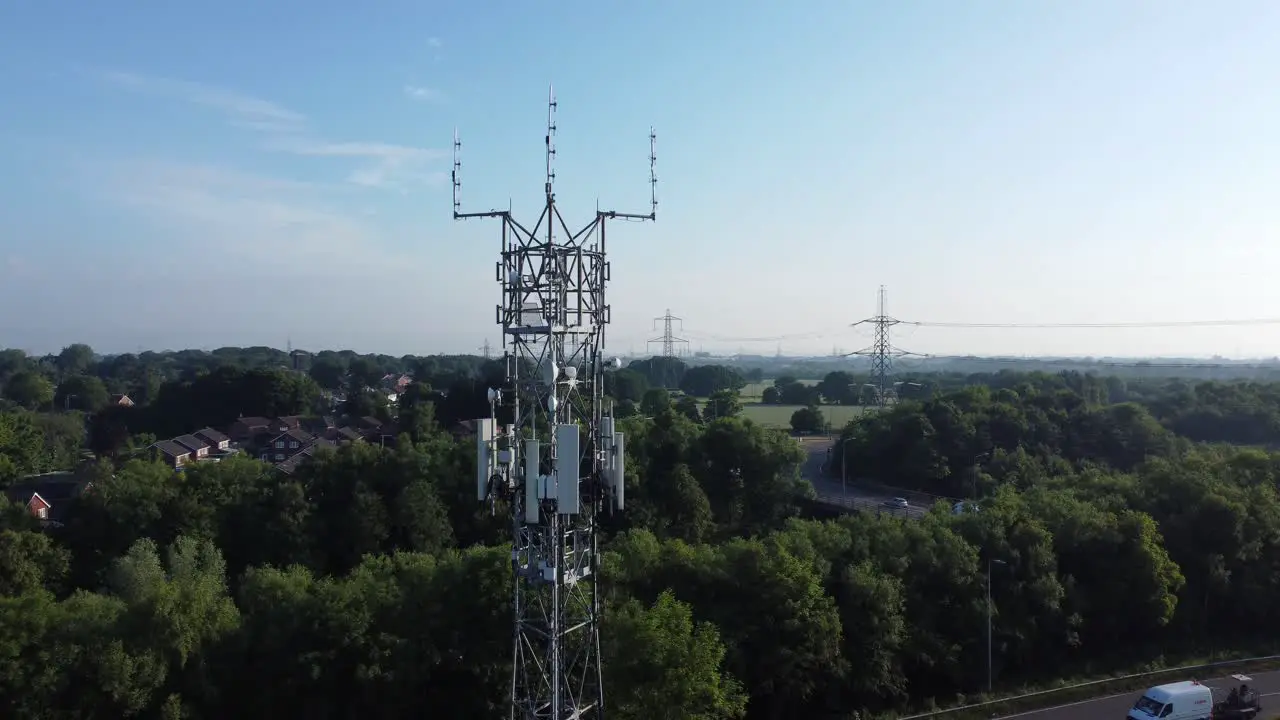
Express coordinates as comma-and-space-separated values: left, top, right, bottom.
173, 434, 209, 453
276, 446, 318, 475
153, 439, 191, 458
194, 427, 230, 445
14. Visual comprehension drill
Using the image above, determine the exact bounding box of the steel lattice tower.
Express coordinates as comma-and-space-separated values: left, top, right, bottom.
453, 85, 657, 720
646, 309, 688, 358
848, 285, 921, 406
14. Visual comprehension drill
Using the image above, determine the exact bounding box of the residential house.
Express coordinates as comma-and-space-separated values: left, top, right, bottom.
260, 428, 315, 463
276, 445, 318, 475
380, 373, 413, 395
152, 439, 193, 468
25, 493, 52, 521
194, 427, 231, 451
4, 471, 95, 526
271, 415, 303, 433
228, 416, 273, 442
108, 394, 136, 408
323, 426, 364, 444
172, 434, 211, 459
307, 415, 337, 434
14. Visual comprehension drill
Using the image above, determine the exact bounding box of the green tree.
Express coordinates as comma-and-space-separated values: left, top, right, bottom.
606, 368, 650, 402
702, 390, 743, 421
674, 396, 702, 423
3, 371, 54, 410
55, 343, 95, 378
308, 355, 348, 391
680, 365, 746, 398
0, 529, 70, 597
603, 590, 747, 720
640, 388, 672, 417
56, 374, 111, 412
790, 405, 825, 433
817, 371, 858, 405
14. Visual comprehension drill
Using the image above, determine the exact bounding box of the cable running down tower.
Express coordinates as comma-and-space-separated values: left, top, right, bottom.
647, 309, 688, 358
453, 84, 658, 720
847, 285, 923, 406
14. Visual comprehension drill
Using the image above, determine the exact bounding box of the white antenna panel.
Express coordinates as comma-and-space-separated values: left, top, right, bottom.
475, 418, 496, 501
525, 440, 541, 524
520, 301, 541, 326
612, 432, 625, 510
555, 424, 581, 515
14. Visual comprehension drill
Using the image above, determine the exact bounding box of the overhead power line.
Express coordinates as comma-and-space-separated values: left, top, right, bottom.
903, 318, 1280, 329
902, 355, 1279, 369
676, 316, 1280, 344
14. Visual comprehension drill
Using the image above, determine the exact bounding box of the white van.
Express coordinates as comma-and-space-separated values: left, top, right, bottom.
1127, 680, 1214, 720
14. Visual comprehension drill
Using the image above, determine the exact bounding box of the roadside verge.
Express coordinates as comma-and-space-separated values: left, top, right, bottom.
876, 653, 1280, 719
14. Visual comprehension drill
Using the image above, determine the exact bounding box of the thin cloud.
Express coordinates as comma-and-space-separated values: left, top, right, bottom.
265, 139, 449, 190
97, 159, 399, 275
427, 37, 442, 49
100, 69, 447, 190
404, 85, 446, 104
100, 70, 307, 134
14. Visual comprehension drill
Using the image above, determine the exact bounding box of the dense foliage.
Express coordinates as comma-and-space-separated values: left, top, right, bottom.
7, 346, 1280, 717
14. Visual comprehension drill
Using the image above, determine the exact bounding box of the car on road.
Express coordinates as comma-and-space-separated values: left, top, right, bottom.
1127, 675, 1261, 719
883, 497, 909, 509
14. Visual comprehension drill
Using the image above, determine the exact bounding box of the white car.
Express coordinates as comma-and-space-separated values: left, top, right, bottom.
883, 497, 909, 509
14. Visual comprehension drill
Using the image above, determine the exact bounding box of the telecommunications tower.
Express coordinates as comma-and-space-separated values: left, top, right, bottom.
453, 85, 657, 720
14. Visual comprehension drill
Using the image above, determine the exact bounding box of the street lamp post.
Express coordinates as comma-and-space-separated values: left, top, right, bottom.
972, 451, 990, 499
987, 558, 1007, 694
837, 436, 853, 496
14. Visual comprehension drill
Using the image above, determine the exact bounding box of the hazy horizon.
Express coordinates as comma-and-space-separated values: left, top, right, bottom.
5, 2, 1280, 359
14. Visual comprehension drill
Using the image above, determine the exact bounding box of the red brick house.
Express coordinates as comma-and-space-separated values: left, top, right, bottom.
228, 416, 273, 442
173, 434, 210, 459
5, 471, 95, 526
260, 428, 314, 463
194, 427, 231, 451
152, 439, 193, 468
25, 492, 51, 521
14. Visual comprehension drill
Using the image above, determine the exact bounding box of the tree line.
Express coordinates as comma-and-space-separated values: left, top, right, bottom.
7, 346, 1280, 717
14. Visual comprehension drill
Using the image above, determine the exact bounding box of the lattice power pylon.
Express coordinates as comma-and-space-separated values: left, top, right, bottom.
453, 85, 657, 720
847, 285, 922, 406
646, 309, 688, 358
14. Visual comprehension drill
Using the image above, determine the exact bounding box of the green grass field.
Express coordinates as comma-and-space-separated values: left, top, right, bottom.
739, 379, 818, 400
692, 381, 870, 430
739, 403, 869, 429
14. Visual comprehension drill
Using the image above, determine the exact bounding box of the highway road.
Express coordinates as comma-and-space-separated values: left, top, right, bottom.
998, 669, 1280, 719
796, 436, 931, 519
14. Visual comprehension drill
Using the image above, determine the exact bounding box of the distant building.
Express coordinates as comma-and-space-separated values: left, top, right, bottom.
5, 470, 96, 526
172, 434, 211, 460
194, 427, 231, 451
151, 439, 193, 468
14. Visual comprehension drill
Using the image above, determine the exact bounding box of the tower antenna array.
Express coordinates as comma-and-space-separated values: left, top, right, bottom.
846, 285, 923, 406
647, 309, 689, 358
453, 83, 658, 720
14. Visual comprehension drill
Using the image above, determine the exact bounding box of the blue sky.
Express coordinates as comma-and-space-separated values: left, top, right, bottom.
3, 1, 1280, 358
